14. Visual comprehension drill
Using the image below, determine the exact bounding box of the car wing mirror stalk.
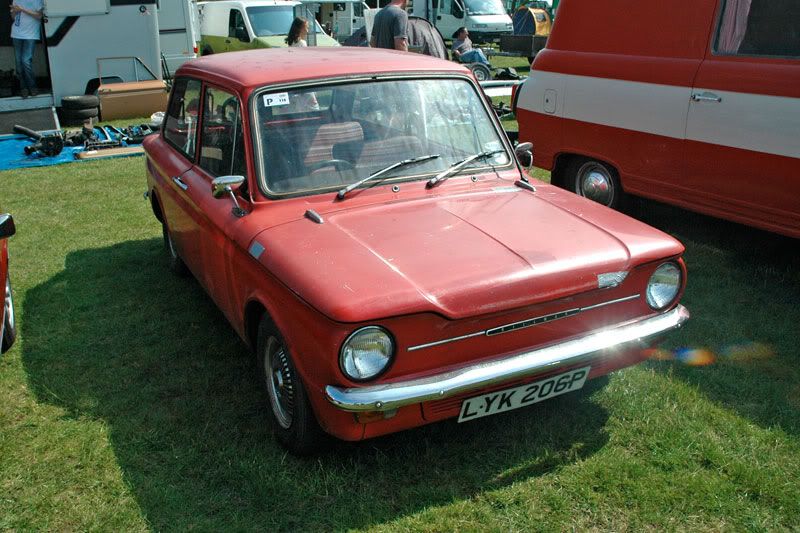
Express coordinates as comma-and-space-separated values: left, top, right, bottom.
211, 175, 247, 218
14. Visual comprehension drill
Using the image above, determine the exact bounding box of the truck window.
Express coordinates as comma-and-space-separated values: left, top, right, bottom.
163, 78, 202, 160
229, 9, 247, 38
715, 0, 799, 58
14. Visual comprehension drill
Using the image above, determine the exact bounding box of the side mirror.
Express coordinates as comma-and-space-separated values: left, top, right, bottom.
0, 214, 15, 240
453, 6, 464, 18
211, 175, 247, 217
235, 27, 250, 42
514, 142, 533, 168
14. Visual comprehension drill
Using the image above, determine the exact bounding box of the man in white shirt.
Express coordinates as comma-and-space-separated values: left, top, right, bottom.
10, 0, 43, 97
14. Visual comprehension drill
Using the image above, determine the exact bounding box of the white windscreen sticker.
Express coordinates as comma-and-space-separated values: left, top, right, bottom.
263, 93, 290, 107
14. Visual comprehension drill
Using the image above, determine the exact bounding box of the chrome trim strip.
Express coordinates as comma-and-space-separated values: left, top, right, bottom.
325, 305, 689, 412
407, 294, 640, 352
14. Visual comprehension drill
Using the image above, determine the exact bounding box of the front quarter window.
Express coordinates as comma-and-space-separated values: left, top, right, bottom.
254, 77, 510, 196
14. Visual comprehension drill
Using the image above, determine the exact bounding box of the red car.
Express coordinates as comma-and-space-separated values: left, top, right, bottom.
144, 48, 690, 454
1, 212, 16, 354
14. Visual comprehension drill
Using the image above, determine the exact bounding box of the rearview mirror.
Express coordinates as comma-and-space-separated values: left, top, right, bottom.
514, 142, 533, 168
0, 214, 15, 240
211, 176, 247, 217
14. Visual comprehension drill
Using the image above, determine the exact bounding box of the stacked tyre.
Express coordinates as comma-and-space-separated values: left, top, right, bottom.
59, 95, 100, 125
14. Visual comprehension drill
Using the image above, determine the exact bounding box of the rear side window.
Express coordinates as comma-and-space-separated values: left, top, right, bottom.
715, 0, 799, 58
163, 78, 202, 160
199, 87, 247, 178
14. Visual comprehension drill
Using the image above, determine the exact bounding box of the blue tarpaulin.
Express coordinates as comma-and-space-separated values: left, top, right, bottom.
0, 127, 145, 171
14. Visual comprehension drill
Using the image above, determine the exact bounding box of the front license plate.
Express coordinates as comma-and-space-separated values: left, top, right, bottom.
457, 366, 591, 422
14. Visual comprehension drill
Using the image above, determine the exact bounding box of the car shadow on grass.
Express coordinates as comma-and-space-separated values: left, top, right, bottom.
624, 198, 800, 438
22, 238, 610, 531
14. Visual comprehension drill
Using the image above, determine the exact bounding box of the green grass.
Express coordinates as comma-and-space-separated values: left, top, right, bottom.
1, 139, 799, 530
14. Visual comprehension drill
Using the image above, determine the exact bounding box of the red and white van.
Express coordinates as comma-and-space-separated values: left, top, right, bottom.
515, 0, 800, 238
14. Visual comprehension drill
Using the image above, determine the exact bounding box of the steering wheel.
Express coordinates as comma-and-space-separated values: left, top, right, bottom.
306, 159, 356, 173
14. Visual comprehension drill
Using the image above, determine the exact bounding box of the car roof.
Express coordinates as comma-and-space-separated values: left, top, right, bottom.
176, 48, 472, 93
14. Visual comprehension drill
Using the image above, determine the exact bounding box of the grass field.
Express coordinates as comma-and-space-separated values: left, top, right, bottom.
1, 96, 799, 529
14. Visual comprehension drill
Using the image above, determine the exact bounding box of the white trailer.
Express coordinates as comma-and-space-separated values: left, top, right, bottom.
0, 0, 164, 112
157, 0, 201, 77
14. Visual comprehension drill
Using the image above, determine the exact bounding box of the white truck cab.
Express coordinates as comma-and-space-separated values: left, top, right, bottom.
412, 0, 512, 42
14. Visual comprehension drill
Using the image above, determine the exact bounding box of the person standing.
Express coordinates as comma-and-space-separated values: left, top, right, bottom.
287, 17, 309, 47
369, 0, 408, 52
10, 0, 43, 98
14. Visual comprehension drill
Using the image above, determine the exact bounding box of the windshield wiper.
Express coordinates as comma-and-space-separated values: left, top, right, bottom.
337, 154, 440, 200
426, 150, 505, 188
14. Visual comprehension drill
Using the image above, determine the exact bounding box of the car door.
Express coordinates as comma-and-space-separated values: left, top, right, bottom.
177, 84, 251, 320
157, 77, 205, 273
684, 0, 800, 235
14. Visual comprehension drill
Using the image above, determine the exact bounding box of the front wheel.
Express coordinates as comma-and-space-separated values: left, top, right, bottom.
567, 159, 623, 209
257, 316, 324, 455
1, 274, 16, 353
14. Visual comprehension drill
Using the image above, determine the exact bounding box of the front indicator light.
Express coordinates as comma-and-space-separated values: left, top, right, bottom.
646, 262, 682, 310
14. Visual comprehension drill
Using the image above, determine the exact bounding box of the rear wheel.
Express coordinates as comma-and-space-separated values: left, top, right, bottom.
257, 315, 324, 455
566, 158, 623, 209
162, 223, 188, 276
1, 274, 16, 353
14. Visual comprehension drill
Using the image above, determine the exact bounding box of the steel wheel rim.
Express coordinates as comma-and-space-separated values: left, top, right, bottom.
577, 163, 614, 206
4, 276, 13, 333
264, 336, 294, 429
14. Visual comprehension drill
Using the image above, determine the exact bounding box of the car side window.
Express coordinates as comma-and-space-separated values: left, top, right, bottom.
229, 9, 246, 38
199, 86, 247, 179
715, 0, 799, 58
163, 78, 202, 160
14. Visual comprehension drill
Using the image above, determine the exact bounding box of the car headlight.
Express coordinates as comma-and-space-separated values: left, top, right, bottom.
646, 262, 682, 310
340, 326, 395, 381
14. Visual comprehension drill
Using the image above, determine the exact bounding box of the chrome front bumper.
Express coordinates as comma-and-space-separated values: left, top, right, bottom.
325, 305, 689, 412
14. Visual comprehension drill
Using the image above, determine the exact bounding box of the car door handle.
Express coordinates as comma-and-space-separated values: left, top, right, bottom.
172, 176, 189, 191
691, 92, 722, 103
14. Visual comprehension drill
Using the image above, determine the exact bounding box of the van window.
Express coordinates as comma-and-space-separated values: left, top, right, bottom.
715, 0, 799, 58
163, 78, 202, 160
199, 87, 247, 178
228, 9, 247, 38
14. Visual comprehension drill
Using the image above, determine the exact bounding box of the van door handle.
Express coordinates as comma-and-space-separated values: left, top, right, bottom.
691, 92, 722, 103
172, 176, 189, 191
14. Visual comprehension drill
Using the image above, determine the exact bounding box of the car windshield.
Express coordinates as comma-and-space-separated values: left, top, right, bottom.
465, 0, 506, 16
246, 6, 326, 36
254, 78, 511, 195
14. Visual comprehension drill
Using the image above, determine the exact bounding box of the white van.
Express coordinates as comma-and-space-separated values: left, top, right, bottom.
412, 0, 512, 42
199, 0, 339, 54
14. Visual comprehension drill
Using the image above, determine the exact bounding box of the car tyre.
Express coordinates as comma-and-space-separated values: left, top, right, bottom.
257, 315, 324, 455
162, 223, 188, 276
566, 158, 623, 209
61, 95, 100, 110
1, 274, 16, 353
